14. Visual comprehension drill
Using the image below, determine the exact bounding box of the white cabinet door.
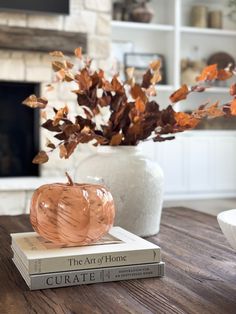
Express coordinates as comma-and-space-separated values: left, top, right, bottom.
210, 137, 236, 191
154, 137, 187, 193
151, 132, 236, 199
187, 137, 212, 192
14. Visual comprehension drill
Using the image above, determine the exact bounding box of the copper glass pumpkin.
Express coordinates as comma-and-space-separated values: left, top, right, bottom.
30, 174, 115, 246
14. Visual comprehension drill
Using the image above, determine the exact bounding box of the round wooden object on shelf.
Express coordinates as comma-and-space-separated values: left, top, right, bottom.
207, 52, 235, 69
130, 3, 154, 23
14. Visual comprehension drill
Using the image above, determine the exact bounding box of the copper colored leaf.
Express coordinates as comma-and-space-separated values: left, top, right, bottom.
230, 83, 236, 96
131, 84, 147, 103
111, 76, 124, 93
22, 95, 48, 109
230, 99, 236, 115
49, 51, 64, 57
99, 95, 111, 107
142, 69, 152, 88
193, 102, 224, 119
103, 80, 113, 92
32, 151, 49, 164
46, 138, 56, 149
151, 70, 162, 85
66, 60, 74, 69
74, 47, 82, 59
133, 116, 140, 123
97, 69, 104, 79
59, 144, 68, 159
56, 68, 66, 80
126, 67, 134, 79
64, 71, 74, 82
217, 69, 233, 81
42, 119, 61, 132
135, 97, 145, 113
62, 124, 80, 137
110, 133, 123, 146
126, 67, 135, 86
54, 132, 67, 141
64, 141, 78, 158
81, 126, 91, 134
207, 102, 224, 118
175, 112, 199, 129
196, 64, 218, 82
150, 60, 161, 72
53, 105, 69, 126
76, 69, 92, 90
170, 85, 189, 103
52, 61, 66, 72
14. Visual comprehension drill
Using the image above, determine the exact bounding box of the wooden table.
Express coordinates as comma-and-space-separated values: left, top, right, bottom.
0, 207, 236, 314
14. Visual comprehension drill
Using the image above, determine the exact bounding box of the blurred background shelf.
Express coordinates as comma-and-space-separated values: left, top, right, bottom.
112, 0, 236, 100
112, 0, 236, 200
156, 85, 174, 91
111, 20, 174, 32
204, 87, 231, 93
181, 26, 236, 37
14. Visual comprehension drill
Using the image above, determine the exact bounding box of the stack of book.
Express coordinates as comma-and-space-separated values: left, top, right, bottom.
11, 227, 164, 290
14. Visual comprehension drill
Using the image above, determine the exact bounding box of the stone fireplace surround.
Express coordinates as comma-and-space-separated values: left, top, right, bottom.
0, 0, 112, 214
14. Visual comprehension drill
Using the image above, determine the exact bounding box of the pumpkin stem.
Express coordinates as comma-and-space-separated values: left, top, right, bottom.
65, 172, 74, 186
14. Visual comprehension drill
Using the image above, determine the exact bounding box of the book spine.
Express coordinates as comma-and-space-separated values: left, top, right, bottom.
30, 262, 165, 290
29, 248, 161, 274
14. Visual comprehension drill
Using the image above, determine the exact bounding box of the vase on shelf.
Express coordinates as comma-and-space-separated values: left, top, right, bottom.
190, 5, 208, 28
75, 146, 164, 237
129, 1, 154, 23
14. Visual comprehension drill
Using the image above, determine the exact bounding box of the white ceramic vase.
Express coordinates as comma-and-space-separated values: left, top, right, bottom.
75, 146, 164, 237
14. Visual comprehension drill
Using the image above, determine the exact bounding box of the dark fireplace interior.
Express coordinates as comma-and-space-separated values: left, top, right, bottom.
0, 82, 39, 177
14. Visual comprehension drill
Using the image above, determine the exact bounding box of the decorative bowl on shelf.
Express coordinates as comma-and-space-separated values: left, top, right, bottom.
130, 2, 154, 23
217, 209, 236, 250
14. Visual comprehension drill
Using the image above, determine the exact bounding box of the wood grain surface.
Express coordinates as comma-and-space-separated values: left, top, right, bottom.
0, 25, 87, 54
0, 207, 236, 314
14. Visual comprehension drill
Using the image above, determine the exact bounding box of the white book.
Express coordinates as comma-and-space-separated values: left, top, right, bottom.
12, 253, 165, 290
11, 227, 161, 274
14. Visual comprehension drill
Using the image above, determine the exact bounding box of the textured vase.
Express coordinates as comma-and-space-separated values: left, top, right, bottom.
30, 181, 115, 246
75, 146, 164, 236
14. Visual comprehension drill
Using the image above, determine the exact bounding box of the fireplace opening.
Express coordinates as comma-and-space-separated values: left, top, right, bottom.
0, 81, 40, 177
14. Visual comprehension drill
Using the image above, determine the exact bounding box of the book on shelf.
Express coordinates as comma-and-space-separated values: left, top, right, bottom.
11, 227, 161, 274
12, 253, 165, 290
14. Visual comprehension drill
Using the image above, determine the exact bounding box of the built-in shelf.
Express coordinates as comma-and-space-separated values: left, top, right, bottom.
181, 26, 236, 37
111, 1, 236, 108
111, 20, 174, 32
157, 85, 174, 91
202, 87, 230, 93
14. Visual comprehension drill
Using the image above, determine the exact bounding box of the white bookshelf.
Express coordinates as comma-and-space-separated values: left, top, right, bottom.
111, 0, 236, 109
181, 26, 236, 37
111, 20, 174, 32
111, 0, 236, 200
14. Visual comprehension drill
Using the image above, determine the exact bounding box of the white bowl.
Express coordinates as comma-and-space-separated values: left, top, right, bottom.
217, 209, 236, 250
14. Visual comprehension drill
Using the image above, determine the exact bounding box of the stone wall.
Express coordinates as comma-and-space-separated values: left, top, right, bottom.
0, 0, 112, 214
0, 0, 112, 176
